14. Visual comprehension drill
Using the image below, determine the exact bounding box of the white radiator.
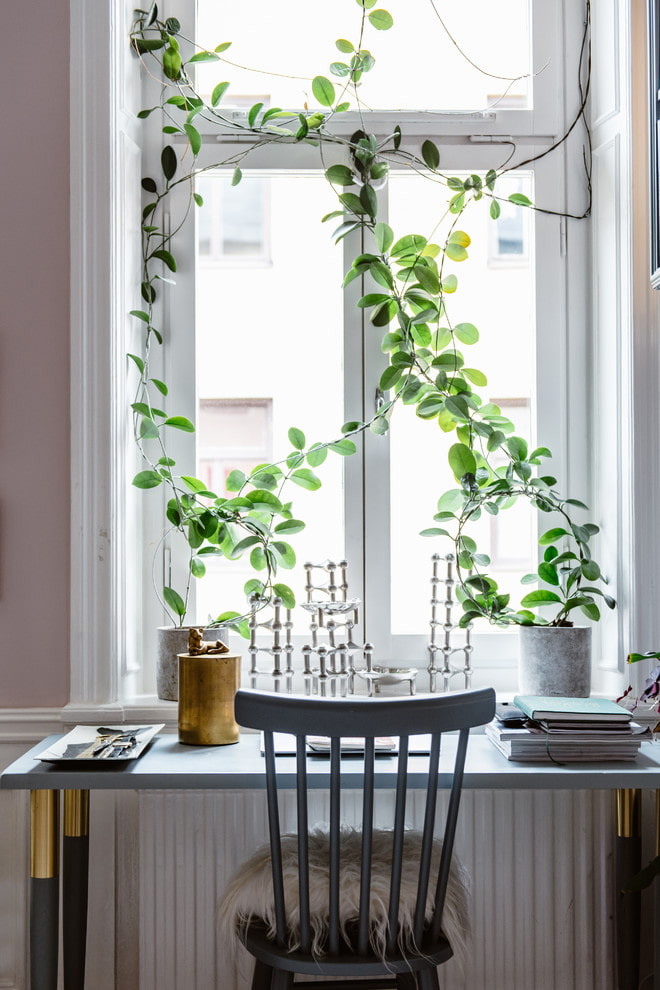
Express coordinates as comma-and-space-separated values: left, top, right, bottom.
138, 788, 618, 990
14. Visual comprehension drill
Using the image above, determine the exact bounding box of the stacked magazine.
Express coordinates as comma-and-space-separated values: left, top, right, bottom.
485, 696, 644, 763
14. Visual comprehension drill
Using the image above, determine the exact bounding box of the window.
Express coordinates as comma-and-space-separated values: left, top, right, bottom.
73, 0, 628, 713
137, 0, 580, 691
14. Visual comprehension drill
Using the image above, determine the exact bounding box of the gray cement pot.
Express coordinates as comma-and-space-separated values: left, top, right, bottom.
518, 625, 592, 697
156, 625, 229, 701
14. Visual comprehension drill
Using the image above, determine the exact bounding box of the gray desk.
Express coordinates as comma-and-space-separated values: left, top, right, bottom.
3, 733, 660, 989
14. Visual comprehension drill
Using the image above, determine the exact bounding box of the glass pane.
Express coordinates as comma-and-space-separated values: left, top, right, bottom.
195, 172, 345, 621
388, 171, 535, 635
197, 0, 530, 113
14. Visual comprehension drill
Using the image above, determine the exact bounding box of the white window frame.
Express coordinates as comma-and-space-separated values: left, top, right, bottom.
68, 0, 642, 718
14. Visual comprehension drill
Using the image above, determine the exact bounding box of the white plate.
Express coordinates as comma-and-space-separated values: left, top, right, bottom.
35, 724, 164, 762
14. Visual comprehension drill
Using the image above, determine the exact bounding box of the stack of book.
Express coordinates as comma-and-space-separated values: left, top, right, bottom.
485, 695, 644, 763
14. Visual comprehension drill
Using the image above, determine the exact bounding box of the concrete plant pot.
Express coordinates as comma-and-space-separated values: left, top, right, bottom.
518, 625, 592, 697
156, 625, 228, 701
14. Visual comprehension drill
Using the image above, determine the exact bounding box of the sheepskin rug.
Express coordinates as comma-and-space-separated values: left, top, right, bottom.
219, 828, 469, 965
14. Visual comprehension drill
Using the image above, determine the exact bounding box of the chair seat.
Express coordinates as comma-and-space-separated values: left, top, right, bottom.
220, 828, 469, 966
241, 921, 454, 977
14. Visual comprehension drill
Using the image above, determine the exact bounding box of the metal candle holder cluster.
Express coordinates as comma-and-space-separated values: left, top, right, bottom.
426, 553, 473, 692
300, 560, 373, 691
244, 555, 473, 696
247, 594, 294, 683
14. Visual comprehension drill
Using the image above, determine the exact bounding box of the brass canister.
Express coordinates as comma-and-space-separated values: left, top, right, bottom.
177, 652, 241, 745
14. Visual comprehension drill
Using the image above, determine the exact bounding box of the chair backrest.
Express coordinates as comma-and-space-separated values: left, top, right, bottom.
234, 687, 495, 957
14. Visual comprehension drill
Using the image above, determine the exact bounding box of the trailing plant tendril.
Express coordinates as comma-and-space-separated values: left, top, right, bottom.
128, 0, 613, 635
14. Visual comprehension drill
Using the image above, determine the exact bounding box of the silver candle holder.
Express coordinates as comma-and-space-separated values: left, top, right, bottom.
427, 553, 473, 692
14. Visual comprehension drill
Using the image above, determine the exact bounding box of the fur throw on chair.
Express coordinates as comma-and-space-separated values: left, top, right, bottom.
218, 828, 470, 965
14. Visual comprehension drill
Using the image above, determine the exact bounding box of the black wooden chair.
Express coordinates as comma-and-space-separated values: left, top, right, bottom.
226, 687, 495, 990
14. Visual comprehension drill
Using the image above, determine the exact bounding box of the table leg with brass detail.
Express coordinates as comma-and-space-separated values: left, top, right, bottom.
615, 788, 641, 990
63, 789, 90, 990
30, 790, 59, 990
655, 790, 660, 990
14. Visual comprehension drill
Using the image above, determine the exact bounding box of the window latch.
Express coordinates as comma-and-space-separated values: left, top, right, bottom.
375, 388, 385, 412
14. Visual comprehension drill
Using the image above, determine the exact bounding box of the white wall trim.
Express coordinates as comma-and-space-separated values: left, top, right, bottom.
0, 709, 64, 744
70, 0, 122, 706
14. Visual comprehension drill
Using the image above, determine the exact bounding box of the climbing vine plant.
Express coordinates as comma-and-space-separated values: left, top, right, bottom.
129, 0, 614, 633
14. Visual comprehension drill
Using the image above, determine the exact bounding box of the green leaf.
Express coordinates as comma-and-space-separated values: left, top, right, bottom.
448, 443, 476, 481
163, 586, 186, 617
291, 468, 322, 491
370, 415, 390, 435
127, 352, 145, 374
288, 426, 306, 450
519, 590, 563, 607
132, 469, 163, 489
374, 221, 394, 253
462, 367, 487, 387
181, 475, 208, 493
190, 557, 206, 579
232, 167, 242, 186
420, 527, 451, 538
507, 436, 528, 460
163, 416, 195, 432
273, 583, 296, 609
380, 365, 403, 390
336, 38, 354, 52
150, 377, 168, 395
247, 101, 264, 127
581, 559, 601, 581
312, 75, 335, 107
325, 164, 354, 186
538, 561, 560, 586
329, 438, 357, 455
225, 469, 246, 492
129, 309, 150, 323
368, 8, 394, 29
211, 81, 230, 106
250, 546, 268, 571
490, 199, 501, 220
152, 249, 177, 271
161, 145, 177, 181
421, 140, 440, 170
306, 444, 328, 467
509, 192, 533, 207
274, 518, 306, 535
580, 601, 601, 621
445, 242, 468, 262
184, 123, 201, 155
390, 233, 427, 258
214, 42, 232, 53
454, 322, 479, 345
360, 183, 378, 218
539, 527, 570, 545
188, 50, 220, 63
415, 266, 440, 294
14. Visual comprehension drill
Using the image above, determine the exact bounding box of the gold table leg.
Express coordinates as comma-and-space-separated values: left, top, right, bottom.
30, 790, 59, 990
615, 788, 641, 990
63, 789, 90, 990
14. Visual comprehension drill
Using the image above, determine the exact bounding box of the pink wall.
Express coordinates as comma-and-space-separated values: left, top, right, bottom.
0, 0, 70, 706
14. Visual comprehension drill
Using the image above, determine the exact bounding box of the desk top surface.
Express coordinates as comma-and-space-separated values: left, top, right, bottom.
3, 732, 660, 790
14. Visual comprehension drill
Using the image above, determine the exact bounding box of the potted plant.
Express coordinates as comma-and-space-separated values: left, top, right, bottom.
129, 1, 608, 697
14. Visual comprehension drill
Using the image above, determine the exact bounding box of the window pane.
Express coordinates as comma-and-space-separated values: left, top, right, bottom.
387, 171, 535, 635
196, 0, 530, 113
195, 172, 345, 621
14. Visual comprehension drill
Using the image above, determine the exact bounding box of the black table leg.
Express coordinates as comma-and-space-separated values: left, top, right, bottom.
30, 790, 59, 990
615, 788, 641, 990
63, 789, 90, 990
